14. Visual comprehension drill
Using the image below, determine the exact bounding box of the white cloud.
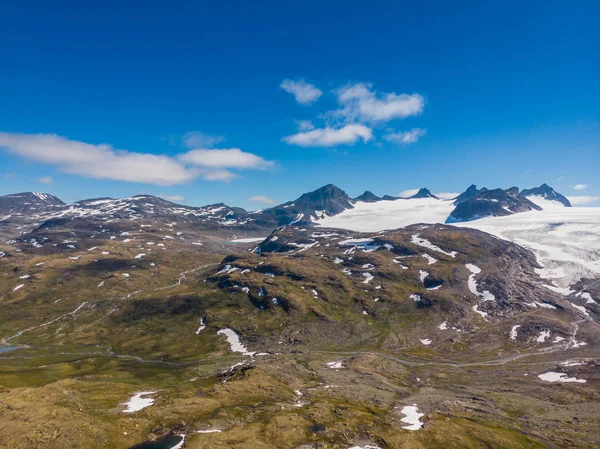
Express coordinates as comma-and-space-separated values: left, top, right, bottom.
384, 128, 427, 144
159, 193, 185, 202
295, 120, 315, 131
202, 170, 238, 182
572, 184, 588, 191
557, 175, 565, 181
280, 79, 323, 105
38, 176, 54, 184
398, 189, 419, 198
179, 148, 273, 170
283, 124, 372, 147
567, 195, 599, 205
434, 192, 460, 200
249, 195, 276, 205
0, 132, 273, 185
333, 83, 424, 123
182, 131, 225, 149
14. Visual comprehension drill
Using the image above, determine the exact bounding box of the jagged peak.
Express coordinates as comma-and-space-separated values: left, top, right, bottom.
410, 188, 438, 199
354, 190, 382, 203
521, 183, 571, 207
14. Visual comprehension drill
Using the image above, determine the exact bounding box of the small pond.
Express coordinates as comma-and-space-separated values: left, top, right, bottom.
0, 346, 18, 354
128, 434, 183, 449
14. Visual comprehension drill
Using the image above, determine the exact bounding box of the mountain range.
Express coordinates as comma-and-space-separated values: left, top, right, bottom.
0, 181, 598, 449
0, 182, 574, 233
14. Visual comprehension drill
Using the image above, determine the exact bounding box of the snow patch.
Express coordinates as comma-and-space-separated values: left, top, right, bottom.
217, 328, 255, 356
399, 404, 424, 430
538, 372, 586, 383
122, 391, 157, 413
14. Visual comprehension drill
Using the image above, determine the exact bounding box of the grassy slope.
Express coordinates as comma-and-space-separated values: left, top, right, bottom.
0, 226, 598, 448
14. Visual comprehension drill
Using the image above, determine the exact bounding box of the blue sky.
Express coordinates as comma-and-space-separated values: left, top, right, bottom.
0, 0, 598, 208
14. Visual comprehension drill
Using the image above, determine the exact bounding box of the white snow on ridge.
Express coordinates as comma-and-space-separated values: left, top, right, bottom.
422, 253, 437, 265
472, 305, 489, 320
510, 325, 521, 340
526, 195, 567, 209
326, 361, 344, 369
536, 330, 551, 343
465, 264, 496, 302
229, 237, 266, 243
362, 272, 374, 284
317, 199, 600, 289
317, 198, 454, 232
454, 205, 600, 288
411, 234, 457, 258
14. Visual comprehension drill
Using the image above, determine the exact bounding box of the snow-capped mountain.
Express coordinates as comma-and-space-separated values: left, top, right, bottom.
521, 183, 572, 207
315, 184, 600, 294
453, 184, 488, 204
0, 192, 64, 216
446, 187, 541, 223
253, 184, 355, 226
1, 194, 258, 234
409, 188, 439, 199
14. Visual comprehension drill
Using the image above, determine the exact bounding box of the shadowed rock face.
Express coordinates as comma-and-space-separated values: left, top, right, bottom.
446, 187, 542, 222
354, 191, 382, 203
454, 184, 489, 204
254, 184, 355, 226
382, 194, 400, 201
409, 188, 438, 199
521, 183, 572, 207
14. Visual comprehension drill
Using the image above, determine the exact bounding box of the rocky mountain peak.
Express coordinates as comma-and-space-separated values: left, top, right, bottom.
0, 192, 65, 215
293, 184, 353, 212
447, 187, 542, 223
410, 188, 438, 199
354, 190, 382, 203
521, 184, 571, 207
454, 184, 482, 204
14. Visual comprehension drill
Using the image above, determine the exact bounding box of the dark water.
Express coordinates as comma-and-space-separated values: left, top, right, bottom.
310, 423, 326, 433
0, 346, 18, 353
128, 434, 183, 449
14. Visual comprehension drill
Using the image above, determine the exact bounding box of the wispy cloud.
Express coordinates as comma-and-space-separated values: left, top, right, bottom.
384, 128, 427, 144
434, 192, 459, 200
182, 131, 225, 149
398, 188, 419, 198
283, 124, 372, 147
332, 83, 424, 123
295, 120, 315, 131
280, 79, 323, 105
567, 195, 599, 205
572, 184, 588, 191
249, 195, 276, 205
201, 170, 238, 182
0, 132, 273, 185
159, 193, 185, 202
38, 176, 54, 184
179, 148, 273, 170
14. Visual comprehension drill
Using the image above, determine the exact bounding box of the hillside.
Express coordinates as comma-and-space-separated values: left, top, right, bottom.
0, 185, 598, 448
